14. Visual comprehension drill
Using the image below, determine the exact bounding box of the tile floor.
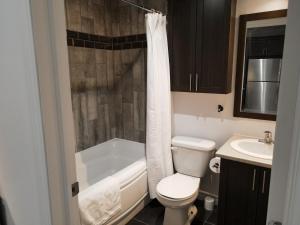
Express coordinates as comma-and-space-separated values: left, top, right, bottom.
126, 199, 218, 225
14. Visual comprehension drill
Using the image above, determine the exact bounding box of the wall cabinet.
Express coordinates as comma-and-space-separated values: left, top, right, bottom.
168, 0, 236, 93
246, 36, 285, 58
218, 159, 271, 225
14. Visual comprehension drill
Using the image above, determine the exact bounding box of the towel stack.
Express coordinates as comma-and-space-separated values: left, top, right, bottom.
79, 176, 121, 225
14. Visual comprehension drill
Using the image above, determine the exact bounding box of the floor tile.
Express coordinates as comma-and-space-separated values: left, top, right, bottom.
192, 200, 212, 225
204, 223, 215, 225
127, 199, 218, 225
126, 219, 147, 225
133, 199, 164, 225
207, 207, 218, 224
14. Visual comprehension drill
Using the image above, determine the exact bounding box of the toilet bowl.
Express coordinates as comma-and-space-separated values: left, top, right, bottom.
156, 136, 216, 225
156, 173, 199, 225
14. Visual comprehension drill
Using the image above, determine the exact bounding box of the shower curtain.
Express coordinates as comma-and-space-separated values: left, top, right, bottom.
145, 13, 174, 198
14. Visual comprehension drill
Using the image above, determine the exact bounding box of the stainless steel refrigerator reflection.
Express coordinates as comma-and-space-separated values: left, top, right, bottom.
243, 58, 282, 114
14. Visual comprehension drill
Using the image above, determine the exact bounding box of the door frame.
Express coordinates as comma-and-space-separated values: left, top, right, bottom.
29, 0, 300, 225
278, 0, 300, 223
30, 0, 80, 225
266, 0, 300, 224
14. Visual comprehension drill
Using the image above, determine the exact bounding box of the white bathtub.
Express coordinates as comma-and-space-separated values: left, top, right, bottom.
76, 138, 148, 225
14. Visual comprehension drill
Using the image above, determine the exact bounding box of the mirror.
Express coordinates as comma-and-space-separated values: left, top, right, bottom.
234, 10, 287, 121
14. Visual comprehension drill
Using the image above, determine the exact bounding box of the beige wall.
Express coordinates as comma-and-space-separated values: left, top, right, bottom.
172, 0, 288, 196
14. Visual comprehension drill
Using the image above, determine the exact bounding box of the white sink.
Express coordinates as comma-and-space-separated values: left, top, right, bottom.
230, 139, 273, 160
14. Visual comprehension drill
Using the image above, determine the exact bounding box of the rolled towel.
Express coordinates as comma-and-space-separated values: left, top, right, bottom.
79, 176, 121, 225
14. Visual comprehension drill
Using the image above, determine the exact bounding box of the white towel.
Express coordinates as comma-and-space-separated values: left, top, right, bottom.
79, 176, 121, 225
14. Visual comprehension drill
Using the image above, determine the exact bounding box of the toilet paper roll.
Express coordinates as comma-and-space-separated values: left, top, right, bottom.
209, 157, 221, 174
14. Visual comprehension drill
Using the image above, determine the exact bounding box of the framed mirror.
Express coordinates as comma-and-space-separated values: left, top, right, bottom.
234, 10, 287, 121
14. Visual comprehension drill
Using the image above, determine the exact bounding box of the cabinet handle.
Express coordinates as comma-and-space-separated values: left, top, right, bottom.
278, 60, 282, 79
189, 73, 192, 92
262, 170, 266, 194
252, 169, 256, 191
195, 73, 199, 92
263, 48, 268, 56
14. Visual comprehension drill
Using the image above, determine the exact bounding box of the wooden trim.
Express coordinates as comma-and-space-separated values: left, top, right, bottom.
225, 0, 237, 93
167, 0, 174, 89
283, 83, 300, 224
30, 0, 80, 225
276, 1, 300, 223
234, 9, 287, 121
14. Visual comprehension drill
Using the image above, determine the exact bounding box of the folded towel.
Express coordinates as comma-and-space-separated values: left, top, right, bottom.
79, 176, 121, 225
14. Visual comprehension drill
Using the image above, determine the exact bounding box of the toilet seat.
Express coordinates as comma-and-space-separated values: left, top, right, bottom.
156, 173, 200, 200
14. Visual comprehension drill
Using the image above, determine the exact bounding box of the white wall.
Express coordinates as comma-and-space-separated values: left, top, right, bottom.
172, 0, 288, 195
0, 1, 52, 225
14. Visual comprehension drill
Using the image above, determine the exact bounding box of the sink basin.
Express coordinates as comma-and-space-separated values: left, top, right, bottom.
230, 139, 273, 160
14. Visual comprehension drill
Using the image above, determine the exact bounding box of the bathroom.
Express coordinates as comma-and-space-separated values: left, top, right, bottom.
65, 0, 287, 224
1, 0, 300, 225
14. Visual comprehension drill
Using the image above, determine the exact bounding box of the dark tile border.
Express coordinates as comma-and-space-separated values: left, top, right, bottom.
66, 30, 147, 50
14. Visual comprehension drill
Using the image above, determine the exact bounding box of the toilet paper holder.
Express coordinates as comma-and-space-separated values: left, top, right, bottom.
212, 162, 220, 169
209, 157, 221, 174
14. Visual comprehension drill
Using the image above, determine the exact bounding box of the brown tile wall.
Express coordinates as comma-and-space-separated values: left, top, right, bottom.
68, 46, 147, 151
65, 0, 167, 151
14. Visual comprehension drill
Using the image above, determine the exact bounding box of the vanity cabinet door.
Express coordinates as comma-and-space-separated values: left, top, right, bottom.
218, 159, 272, 225
218, 159, 259, 225
255, 168, 271, 225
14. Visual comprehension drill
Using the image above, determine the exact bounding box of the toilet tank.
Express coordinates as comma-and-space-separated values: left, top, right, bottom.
171, 136, 216, 178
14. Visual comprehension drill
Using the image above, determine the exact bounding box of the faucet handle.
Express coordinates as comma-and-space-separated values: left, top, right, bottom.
264, 131, 273, 144
264, 131, 272, 137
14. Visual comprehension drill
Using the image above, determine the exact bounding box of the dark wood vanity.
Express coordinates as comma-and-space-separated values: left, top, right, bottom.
168, 0, 236, 94
218, 159, 271, 225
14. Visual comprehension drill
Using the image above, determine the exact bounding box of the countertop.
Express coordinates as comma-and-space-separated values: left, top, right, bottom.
216, 135, 272, 168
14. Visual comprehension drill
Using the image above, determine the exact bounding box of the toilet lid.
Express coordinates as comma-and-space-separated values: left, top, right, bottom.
172, 136, 216, 151
156, 173, 200, 200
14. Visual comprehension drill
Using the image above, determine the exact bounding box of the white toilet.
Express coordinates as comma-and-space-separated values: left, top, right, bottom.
156, 136, 216, 225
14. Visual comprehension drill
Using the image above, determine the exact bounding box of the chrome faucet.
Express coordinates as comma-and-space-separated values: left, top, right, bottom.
259, 131, 274, 144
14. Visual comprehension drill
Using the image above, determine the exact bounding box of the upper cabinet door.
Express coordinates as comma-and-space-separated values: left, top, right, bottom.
265, 35, 285, 57
168, 0, 236, 93
168, 0, 197, 92
197, 0, 236, 93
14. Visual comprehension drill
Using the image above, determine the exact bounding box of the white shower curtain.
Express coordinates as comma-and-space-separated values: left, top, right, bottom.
145, 13, 174, 198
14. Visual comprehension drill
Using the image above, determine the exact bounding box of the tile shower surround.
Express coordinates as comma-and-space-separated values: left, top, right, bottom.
69, 46, 146, 152
67, 30, 147, 50
67, 30, 147, 152
65, 0, 166, 151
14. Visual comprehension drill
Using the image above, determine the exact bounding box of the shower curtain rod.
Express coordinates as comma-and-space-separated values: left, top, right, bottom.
120, 0, 164, 15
